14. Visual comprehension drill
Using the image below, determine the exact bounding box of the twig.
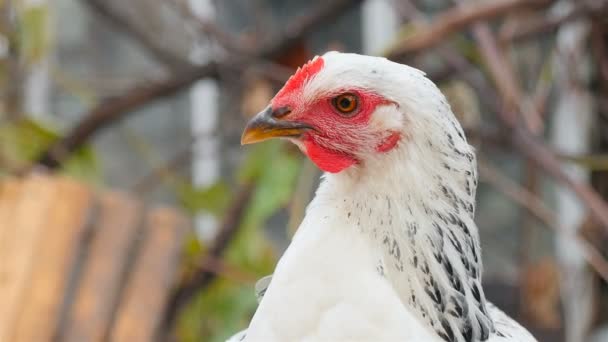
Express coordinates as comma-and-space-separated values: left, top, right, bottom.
392, 0, 608, 238
479, 160, 555, 227
479, 159, 608, 282
385, 0, 554, 60
32, 0, 365, 170
169, 0, 253, 55
131, 143, 193, 195
461, 4, 608, 235
591, 15, 608, 91
530, 59, 552, 117
499, 0, 608, 43
163, 182, 255, 331
82, 0, 193, 70
392, 0, 501, 113
471, 22, 543, 132
195, 255, 258, 285
251, 0, 366, 61
129, 63, 293, 196
33, 63, 219, 169
512, 127, 608, 236
577, 238, 608, 284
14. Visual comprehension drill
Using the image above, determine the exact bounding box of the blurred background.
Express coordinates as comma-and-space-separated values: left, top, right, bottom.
0, 0, 607, 341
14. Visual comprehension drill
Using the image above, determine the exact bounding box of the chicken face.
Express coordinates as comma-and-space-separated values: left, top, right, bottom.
242, 53, 404, 173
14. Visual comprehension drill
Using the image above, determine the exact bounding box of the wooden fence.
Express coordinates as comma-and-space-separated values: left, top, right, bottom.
0, 174, 189, 342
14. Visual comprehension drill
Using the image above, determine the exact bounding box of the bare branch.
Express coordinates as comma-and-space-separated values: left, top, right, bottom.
479, 159, 608, 282
478, 159, 555, 227
194, 255, 258, 285
82, 0, 193, 70
163, 182, 255, 331
385, 0, 554, 60
257, 0, 365, 60
169, 0, 251, 54
500, 0, 608, 43
34, 63, 218, 169
131, 143, 193, 195
33, 0, 365, 170
470, 23, 543, 132
391, 0, 501, 112
512, 127, 608, 236
465, 15, 608, 237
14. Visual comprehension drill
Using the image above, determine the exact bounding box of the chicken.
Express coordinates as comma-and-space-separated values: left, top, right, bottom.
234, 52, 536, 342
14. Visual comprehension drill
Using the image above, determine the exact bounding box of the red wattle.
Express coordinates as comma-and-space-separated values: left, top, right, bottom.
376, 132, 401, 152
303, 139, 357, 173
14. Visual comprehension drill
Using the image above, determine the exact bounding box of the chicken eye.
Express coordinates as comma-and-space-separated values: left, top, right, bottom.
332, 94, 358, 115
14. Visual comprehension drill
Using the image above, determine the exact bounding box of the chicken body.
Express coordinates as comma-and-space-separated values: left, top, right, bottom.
244, 177, 442, 342
236, 52, 537, 342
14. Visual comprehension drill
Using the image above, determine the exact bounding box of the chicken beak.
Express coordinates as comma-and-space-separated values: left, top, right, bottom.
241, 106, 311, 145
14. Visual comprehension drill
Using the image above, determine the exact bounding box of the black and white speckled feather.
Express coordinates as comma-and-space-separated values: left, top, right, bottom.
231, 52, 536, 342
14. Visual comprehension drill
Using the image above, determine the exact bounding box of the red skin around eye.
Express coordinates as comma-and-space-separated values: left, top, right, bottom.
278, 88, 398, 173
294, 90, 390, 173
270, 56, 400, 173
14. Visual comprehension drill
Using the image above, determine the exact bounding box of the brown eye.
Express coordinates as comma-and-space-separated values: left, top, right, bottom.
332, 93, 358, 115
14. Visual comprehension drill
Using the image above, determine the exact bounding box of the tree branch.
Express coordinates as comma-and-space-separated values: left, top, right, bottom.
479, 159, 608, 282
169, 0, 251, 54
34, 63, 218, 169
499, 0, 608, 43
33, 0, 365, 170
471, 20, 543, 132
511, 128, 608, 235
385, 0, 554, 60
82, 0, 193, 70
162, 182, 255, 331
465, 15, 608, 235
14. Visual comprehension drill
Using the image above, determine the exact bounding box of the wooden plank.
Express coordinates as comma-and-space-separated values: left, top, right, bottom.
109, 207, 188, 342
0, 175, 57, 342
0, 178, 23, 342
11, 177, 94, 342
63, 191, 142, 342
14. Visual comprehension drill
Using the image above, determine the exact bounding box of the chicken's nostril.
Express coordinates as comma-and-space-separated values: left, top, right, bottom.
271, 106, 292, 119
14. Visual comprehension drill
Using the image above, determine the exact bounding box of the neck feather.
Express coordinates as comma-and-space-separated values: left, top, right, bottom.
312, 128, 494, 342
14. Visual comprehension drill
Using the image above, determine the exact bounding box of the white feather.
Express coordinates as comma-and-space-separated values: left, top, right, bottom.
234, 52, 536, 342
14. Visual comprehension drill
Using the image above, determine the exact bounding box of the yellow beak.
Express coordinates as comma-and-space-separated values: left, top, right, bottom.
241, 106, 312, 145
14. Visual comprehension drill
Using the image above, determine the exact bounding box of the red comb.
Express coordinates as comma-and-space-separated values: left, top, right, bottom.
275, 56, 325, 101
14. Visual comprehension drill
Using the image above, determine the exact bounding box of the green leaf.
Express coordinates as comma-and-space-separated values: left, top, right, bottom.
0, 118, 99, 182
62, 144, 99, 181
0, 118, 56, 163
559, 154, 608, 171
177, 280, 258, 342
230, 143, 301, 268
248, 152, 300, 222
237, 143, 270, 182
178, 181, 231, 215
19, 5, 50, 64
176, 142, 302, 342
238, 142, 302, 224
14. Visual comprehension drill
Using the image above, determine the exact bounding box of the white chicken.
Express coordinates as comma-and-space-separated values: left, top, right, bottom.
235, 52, 536, 342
